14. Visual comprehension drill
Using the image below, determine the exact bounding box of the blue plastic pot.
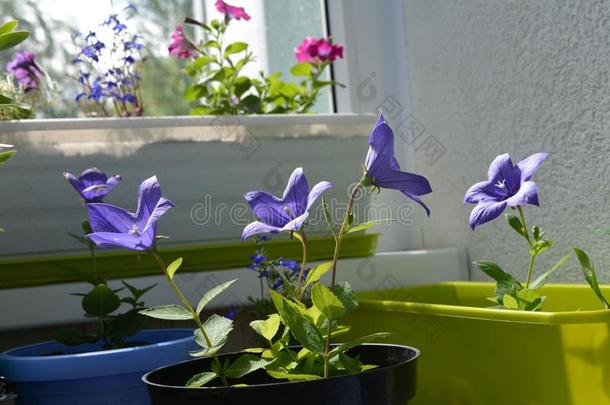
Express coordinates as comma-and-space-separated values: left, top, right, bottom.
0, 329, 197, 405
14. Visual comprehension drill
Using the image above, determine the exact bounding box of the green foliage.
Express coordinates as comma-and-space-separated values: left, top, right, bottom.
181, 17, 340, 115
573, 247, 610, 309
0, 20, 31, 118
190, 314, 233, 357
140, 304, 192, 320
196, 279, 237, 314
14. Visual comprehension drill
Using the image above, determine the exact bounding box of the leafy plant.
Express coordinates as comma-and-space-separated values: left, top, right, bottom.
169, 1, 343, 115
0, 20, 31, 117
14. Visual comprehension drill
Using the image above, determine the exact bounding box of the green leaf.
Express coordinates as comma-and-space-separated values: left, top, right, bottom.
0, 149, 15, 165
196, 279, 237, 314
505, 214, 526, 238
573, 247, 610, 309
250, 313, 280, 342
329, 332, 391, 358
121, 281, 156, 301
166, 257, 183, 280
224, 41, 248, 56
270, 291, 325, 355
0, 93, 30, 113
279, 83, 299, 98
202, 40, 220, 49
185, 372, 217, 388
233, 76, 251, 98
347, 219, 392, 234
530, 239, 552, 256
82, 284, 121, 316
333, 282, 358, 315
311, 283, 345, 320
290, 62, 313, 77
224, 354, 270, 379
0, 21, 18, 35
503, 294, 519, 309
241, 94, 261, 113
183, 85, 206, 101
267, 369, 321, 381
474, 261, 522, 302
0, 31, 29, 52
303, 262, 332, 289
139, 304, 192, 320
191, 314, 233, 357
529, 254, 570, 290
54, 329, 99, 346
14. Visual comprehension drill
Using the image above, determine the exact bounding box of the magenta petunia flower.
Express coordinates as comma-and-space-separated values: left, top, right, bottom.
215, 0, 251, 21
87, 176, 174, 251
168, 26, 196, 59
464, 152, 550, 230
363, 113, 432, 215
241, 167, 333, 240
64, 168, 122, 203
295, 37, 343, 64
6, 51, 42, 92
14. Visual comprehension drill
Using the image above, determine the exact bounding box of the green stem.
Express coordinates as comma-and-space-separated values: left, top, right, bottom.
517, 206, 537, 288
294, 231, 308, 302
323, 182, 362, 378
151, 250, 228, 387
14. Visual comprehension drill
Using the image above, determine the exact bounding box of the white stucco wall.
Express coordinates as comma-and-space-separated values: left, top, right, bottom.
403, 0, 610, 282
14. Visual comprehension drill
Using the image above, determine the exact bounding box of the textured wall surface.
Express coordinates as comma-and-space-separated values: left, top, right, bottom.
404, 0, 610, 282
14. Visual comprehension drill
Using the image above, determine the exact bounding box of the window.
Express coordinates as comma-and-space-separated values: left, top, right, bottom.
0, 0, 332, 118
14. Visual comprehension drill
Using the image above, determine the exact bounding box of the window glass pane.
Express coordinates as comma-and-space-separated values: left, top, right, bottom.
0, 0, 332, 117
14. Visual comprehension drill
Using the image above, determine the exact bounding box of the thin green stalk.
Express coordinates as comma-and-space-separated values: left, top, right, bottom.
323, 182, 362, 378
151, 250, 228, 387
525, 254, 536, 288
294, 231, 308, 302
517, 206, 532, 245
517, 206, 536, 288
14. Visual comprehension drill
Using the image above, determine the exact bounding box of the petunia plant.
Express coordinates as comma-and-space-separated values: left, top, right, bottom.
236, 113, 432, 380
464, 153, 573, 311
169, 0, 344, 115
56, 168, 157, 349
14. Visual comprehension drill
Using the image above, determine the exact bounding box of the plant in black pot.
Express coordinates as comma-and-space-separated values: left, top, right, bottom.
93, 113, 431, 405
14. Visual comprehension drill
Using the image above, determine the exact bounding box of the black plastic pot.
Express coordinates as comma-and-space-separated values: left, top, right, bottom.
143, 343, 419, 405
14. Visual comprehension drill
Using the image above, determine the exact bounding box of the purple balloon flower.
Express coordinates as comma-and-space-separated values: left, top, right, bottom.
6, 51, 43, 92
464, 152, 550, 230
363, 113, 433, 215
86, 175, 174, 251
64, 168, 122, 203
241, 167, 333, 240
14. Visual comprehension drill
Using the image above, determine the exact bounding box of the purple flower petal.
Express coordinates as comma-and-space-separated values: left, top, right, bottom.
245, 191, 291, 228
306, 181, 334, 212
505, 181, 539, 207
373, 167, 432, 196
87, 203, 136, 233
87, 231, 151, 251
80, 168, 108, 188
517, 152, 550, 182
281, 212, 310, 233
282, 167, 309, 217
469, 200, 507, 230
404, 193, 431, 217
64, 172, 85, 194
135, 175, 162, 223
463, 180, 503, 204
241, 221, 282, 240
486, 153, 514, 183
364, 121, 395, 174
142, 197, 175, 234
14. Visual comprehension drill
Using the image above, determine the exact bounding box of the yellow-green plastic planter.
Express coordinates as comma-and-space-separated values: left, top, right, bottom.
346, 282, 610, 405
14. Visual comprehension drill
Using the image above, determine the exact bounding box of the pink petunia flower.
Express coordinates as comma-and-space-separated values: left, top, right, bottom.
215, 0, 251, 21
168, 26, 196, 59
295, 37, 343, 64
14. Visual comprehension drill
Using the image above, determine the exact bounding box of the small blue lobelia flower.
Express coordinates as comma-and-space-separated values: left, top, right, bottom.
363, 113, 433, 215
86, 176, 174, 251
464, 152, 550, 230
241, 167, 333, 240
64, 167, 122, 203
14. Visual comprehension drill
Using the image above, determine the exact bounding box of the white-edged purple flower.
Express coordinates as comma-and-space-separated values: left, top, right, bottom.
86, 175, 174, 251
64, 168, 122, 203
464, 152, 550, 230
363, 113, 433, 215
241, 167, 333, 240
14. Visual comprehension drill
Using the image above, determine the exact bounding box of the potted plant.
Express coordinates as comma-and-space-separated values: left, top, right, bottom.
168, 0, 343, 115
0, 168, 197, 405
66, 113, 428, 404
345, 152, 610, 405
